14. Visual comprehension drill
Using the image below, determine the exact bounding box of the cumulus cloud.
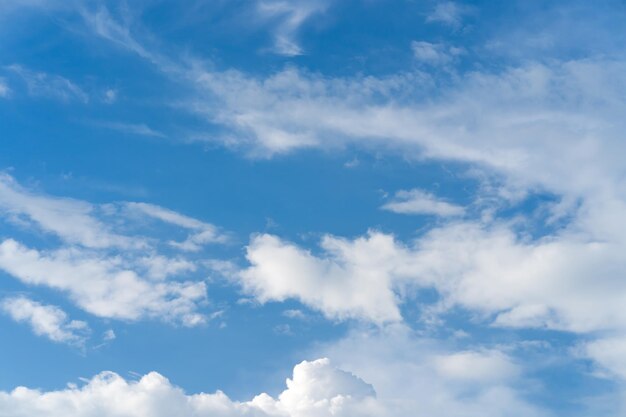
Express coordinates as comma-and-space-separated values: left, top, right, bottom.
0, 358, 379, 417
382, 188, 465, 216
316, 325, 547, 417
0, 335, 544, 417
240, 233, 408, 324
238, 208, 626, 334
1, 296, 90, 346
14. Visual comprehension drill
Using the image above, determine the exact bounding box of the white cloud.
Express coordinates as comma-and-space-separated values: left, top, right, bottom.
82, 4, 626, 210
0, 334, 552, 416
126, 202, 228, 251
92, 121, 166, 138
411, 41, 463, 65
103, 329, 116, 342
103, 88, 117, 103
283, 309, 307, 320
382, 188, 465, 216
5, 64, 88, 102
0, 358, 379, 417
1, 296, 90, 346
137, 255, 197, 281
65, 6, 626, 398
0, 174, 229, 326
582, 336, 626, 381
256, 0, 329, 56
80, 6, 157, 64
0, 239, 207, 325
0, 78, 10, 98
316, 325, 548, 417
237, 206, 626, 334
433, 350, 519, 383
78, 4, 626, 211
240, 233, 406, 324
0, 173, 139, 249
426, 2, 468, 27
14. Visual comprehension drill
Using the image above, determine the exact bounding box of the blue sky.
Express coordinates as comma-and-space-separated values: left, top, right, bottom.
2, 1, 626, 416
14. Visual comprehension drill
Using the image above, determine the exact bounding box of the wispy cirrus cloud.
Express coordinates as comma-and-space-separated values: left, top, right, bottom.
126, 202, 229, 251
256, 0, 330, 56
382, 189, 465, 217
0, 173, 139, 249
90, 121, 166, 138
0, 173, 228, 326
4, 65, 88, 102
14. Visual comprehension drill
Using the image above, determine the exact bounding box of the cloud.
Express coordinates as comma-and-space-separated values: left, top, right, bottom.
315, 325, 548, 417
0, 78, 10, 98
433, 350, 519, 383
0, 358, 379, 417
0, 174, 229, 326
0, 240, 207, 325
256, 0, 329, 56
77, 4, 626, 209
5, 65, 88, 102
78, 5, 626, 349
582, 336, 626, 381
92, 121, 166, 138
382, 189, 465, 216
79, 4, 626, 207
237, 206, 626, 334
0, 330, 552, 416
126, 202, 228, 251
240, 233, 407, 324
411, 41, 463, 65
1, 296, 90, 346
102, 88, 117, 103
426, 1, 468, 27
0, 173, 139, 249
102, 329, 116, 341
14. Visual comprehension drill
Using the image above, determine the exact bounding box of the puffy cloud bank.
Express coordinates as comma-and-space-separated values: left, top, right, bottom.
0, 359, 380, 417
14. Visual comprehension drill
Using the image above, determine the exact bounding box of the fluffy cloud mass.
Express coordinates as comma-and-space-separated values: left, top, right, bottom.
240, 233, 408, 323
0, 358, 379, 417
0, 339, 547, 417
239, 209, 626, 334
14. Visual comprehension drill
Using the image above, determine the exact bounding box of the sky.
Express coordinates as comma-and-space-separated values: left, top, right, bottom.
1, 0, 626, 416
